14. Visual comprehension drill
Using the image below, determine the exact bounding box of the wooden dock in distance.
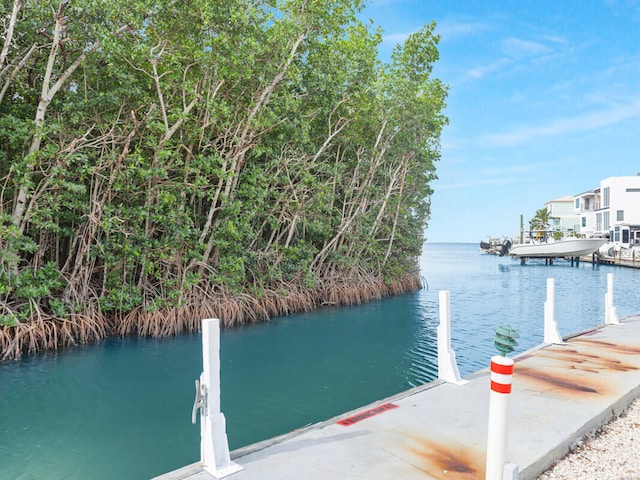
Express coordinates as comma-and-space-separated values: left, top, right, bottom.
580, 253, 640, 269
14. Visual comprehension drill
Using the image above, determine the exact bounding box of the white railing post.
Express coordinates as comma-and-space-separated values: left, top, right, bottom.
485, 356, 515, 480
605, 273, 620, 325
544, 278, 563, 344
192, 319, 242, 478
503, 462, 519, 479
437, 290, 468, 385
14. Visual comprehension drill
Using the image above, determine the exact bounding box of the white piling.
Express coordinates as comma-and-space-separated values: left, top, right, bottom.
437, 290, 468, 385
485, 355, 514, 480
544, 278, 564, 344
605, 273, 620, 325
503, 462, 519, 479
192, 319, 243, 478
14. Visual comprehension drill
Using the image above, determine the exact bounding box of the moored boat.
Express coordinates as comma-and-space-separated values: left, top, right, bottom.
508, 237, 607, 258
480, 237, 512, 256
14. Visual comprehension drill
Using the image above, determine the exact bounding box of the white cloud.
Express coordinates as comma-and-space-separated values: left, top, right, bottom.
382, 32, 411, 44
538, 34, 569, 45
435, 20, 492, 40
449, 34, 562, 84
479, 101, 640, 147
501, 37, 552, 57
435, 161, 557, 190
437, 176, 519, 190
463, 58, 511, 80
383, 19, 492, 48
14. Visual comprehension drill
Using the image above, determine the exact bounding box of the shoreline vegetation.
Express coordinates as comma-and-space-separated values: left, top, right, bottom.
0, 273, 422, 360
0, 1, 446, 360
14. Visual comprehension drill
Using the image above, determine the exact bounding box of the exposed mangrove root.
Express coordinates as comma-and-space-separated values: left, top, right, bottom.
0, 313, 108, 361
0, 273, 422, 361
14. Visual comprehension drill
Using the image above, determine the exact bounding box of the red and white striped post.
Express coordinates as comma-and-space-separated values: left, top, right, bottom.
485, 355, 514, 480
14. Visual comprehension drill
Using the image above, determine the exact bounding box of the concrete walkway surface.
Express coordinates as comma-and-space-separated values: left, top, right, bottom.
156, 314, 640, 480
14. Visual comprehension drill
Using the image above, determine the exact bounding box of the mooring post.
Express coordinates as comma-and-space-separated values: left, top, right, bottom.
437, 290, 468, 385
544, 278, 563, 344
604, 273, 620, 325
485, 355, 515, 480
192, 319, 243, 478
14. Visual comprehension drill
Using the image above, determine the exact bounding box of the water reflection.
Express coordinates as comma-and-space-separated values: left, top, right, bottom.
0, 243, 638, 479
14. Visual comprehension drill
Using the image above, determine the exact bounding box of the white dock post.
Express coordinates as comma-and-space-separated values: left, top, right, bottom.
437, 290, 468, 385
503, 462, 519, 480
485, 355, 515, 480
192, 319, 243, 478
544, 278, 564, 344
605, 273, 620, 325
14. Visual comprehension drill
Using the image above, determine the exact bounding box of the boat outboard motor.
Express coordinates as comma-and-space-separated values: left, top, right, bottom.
500, 240, 512, 257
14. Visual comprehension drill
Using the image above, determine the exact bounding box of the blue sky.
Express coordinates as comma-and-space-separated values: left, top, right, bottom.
359, 0, 640, 242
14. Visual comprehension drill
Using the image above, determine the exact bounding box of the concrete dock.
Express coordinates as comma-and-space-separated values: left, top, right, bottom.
156, 314, 640, 480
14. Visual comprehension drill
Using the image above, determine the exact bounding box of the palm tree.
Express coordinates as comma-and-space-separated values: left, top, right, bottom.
529, 208, 550, 239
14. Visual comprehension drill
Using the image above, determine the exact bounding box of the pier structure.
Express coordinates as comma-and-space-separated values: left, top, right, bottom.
516, 254, 582, 266
156, 280, 640, 480
582, 252, 640, 269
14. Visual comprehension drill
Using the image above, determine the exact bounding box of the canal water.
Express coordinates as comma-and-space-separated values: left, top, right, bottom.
1, 243, 638, 479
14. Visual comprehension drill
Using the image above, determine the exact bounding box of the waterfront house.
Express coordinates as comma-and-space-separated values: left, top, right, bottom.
544, 196, 581, 234
574, 174, 640, 247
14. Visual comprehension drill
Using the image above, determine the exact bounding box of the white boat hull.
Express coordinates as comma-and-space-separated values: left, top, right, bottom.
509, 238, 607, 258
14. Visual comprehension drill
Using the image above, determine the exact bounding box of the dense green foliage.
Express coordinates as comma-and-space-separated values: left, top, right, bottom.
0, 0, 447, 357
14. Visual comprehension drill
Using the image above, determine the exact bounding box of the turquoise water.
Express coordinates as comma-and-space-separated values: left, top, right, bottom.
1, 243, 638, 479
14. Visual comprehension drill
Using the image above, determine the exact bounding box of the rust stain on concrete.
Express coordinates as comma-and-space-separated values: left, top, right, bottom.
407, 436, 483, 480
571, 338, 640, 357
567, 365, 599, 374
531, 348, 638, 372
515, 338, 640, 396
516, 366, 601, 395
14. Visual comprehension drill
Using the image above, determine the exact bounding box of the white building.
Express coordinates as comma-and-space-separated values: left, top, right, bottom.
574, 175, 640, 247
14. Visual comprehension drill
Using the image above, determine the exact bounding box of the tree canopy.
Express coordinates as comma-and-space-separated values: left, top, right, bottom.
0, 0, 448, 359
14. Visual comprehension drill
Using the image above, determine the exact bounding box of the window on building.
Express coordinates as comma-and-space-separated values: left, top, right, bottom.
582, 217, 586, 227
596, 213, 602, 231
575, 198, 580, 209
617, 210, 624, 221
614, 226, 620, 242
603, 187, 610, 207
603, 211, 610, 230
623, 229, 629, 244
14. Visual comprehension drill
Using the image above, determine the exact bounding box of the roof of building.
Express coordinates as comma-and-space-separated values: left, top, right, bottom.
545, 195, 575, 204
